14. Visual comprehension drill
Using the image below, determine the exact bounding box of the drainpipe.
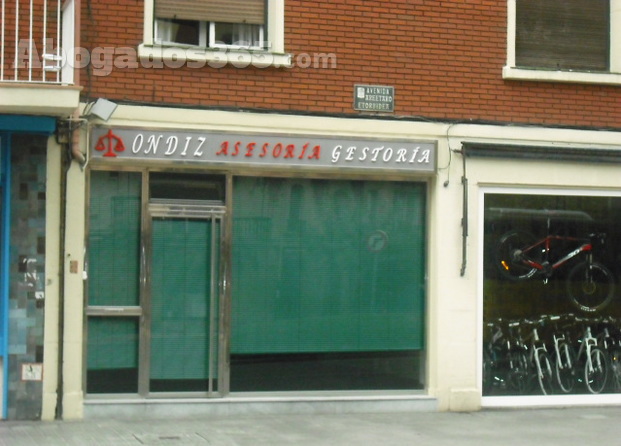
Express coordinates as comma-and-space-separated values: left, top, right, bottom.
455, 147, 468, 277
55, 138, 68, 421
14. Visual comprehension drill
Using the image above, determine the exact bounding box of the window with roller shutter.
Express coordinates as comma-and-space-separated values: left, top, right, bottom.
154, 0, 266, 49
515, 0, 609, 72
503, 0, 621, 86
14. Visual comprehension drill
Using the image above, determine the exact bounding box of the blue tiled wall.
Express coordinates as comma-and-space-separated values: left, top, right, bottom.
7, 134, 47, 420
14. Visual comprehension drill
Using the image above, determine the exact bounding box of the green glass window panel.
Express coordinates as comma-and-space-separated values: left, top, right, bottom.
150, 218, 219, 382
86, 317, 139, 393
150, 172, 225, 201
88, 171, 141, 306
231, 178, 426, 354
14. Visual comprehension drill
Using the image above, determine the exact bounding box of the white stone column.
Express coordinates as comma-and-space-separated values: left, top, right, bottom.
611, 0, 621, 72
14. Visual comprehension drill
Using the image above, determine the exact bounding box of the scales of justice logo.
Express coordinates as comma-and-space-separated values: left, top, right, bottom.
95, 129, 126, 157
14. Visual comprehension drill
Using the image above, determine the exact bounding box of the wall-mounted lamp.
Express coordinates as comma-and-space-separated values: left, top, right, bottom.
57, 98, 119, 167
83, 98, 118, 122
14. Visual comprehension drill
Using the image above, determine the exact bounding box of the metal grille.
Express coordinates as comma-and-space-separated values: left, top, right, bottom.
0, 0, 69, 83
149, 199, 226, 219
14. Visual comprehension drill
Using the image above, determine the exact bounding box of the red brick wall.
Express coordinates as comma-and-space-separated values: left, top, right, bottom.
80, 0, 621, 128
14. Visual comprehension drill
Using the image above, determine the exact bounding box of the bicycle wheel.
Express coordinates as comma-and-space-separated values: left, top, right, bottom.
495, 231, 540, 281
536, 351, 555, 395
507, 351, 529, 394
584, 347, 608, 394
566, 261, 615, 313
555, 342, 576, 394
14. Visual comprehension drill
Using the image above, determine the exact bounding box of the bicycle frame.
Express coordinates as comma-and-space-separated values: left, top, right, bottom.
553, 331, 573, 370
549, 315, 577, 393
497, 230, 614, 312
528, 326, 550, 381
516, 235, 592, 274
577, 326, 599, 374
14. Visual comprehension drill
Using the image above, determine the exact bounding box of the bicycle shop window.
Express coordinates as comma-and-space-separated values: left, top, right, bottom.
482, 193, 621, 397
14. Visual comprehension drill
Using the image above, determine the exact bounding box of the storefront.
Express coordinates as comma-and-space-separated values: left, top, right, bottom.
467, 142, 621, 408
83, 125, 436, 404
482, 191, 621, 397
48, 110, 619, 418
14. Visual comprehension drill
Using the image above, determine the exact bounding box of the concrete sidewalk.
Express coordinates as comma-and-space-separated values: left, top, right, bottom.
1, 407, 621, 445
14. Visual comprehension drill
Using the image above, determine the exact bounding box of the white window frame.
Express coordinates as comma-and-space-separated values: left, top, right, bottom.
139, 0, 291, 68
503, 0, 621, 85
479, 186, 621, 409
209, 22, 265, 50
154, 20, 208, 47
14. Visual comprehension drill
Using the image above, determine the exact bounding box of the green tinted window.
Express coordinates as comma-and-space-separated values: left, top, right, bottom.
231, 178, 426, 354
86, 317, 139, 393
88, 171, 141, 306
87, 171, 142, 394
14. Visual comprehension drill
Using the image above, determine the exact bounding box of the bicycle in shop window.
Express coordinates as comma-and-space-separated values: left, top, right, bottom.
483, 317, 554, 395
494, 230, 616, 313
515, 318, 555, 395
485, 314, 619, 395
551, 315, 609, 394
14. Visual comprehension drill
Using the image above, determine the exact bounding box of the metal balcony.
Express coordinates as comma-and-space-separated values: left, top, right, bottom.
1, 0, 75, 85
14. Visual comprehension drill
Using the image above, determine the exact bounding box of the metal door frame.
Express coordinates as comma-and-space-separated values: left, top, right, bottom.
85, 169, 232, 399
141, 198, 226, 398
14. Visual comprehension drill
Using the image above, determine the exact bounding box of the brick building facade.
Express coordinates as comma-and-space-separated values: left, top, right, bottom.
78, 0, 620, 126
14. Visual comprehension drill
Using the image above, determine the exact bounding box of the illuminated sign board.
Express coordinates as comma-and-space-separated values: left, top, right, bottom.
91, 127, 436, 173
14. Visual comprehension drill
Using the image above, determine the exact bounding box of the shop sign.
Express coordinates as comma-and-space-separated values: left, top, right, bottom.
91, 127, 436, 173
354, 85, 395, 112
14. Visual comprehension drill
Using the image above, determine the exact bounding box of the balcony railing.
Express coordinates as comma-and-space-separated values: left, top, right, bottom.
1, 0, 74, 84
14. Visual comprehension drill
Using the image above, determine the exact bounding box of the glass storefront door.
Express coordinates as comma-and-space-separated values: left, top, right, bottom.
148, 205, 222, 394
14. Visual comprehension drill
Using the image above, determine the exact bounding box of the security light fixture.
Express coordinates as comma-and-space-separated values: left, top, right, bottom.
56, 98, 119, 167
83, 98, 118, 122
